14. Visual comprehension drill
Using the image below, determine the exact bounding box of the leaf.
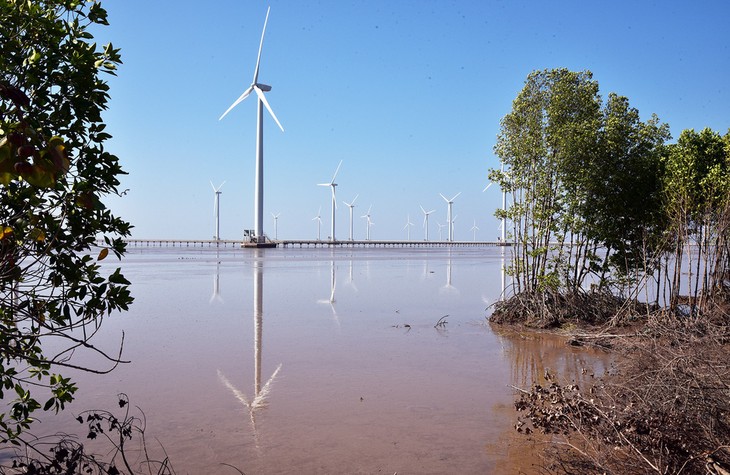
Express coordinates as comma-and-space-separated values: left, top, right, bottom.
97, 248, 109, 261
29, 228, 45, 242
0, 226, 13, 240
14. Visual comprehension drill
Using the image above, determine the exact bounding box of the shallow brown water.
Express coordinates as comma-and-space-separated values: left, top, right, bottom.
35, 247, 609, 474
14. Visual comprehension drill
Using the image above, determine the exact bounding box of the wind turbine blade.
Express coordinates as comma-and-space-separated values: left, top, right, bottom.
482, 182, 493, 192
331, 160, 343, 183
254, 86, 284, 132
367, 204, 372, 214
252, 6, 271, 85
451, 192, 462, 201
210, 181, 216, 191
219, 86, 254, 120
420, 205, 427, 214
439, 193, 449, 203
352, 194, 358, 205
317, 183, 330, 187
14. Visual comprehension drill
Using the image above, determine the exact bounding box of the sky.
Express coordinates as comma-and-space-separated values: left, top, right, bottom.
96, 0, 730, 241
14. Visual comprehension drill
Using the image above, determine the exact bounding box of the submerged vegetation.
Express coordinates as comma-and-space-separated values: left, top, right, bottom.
490, 68, 730, 473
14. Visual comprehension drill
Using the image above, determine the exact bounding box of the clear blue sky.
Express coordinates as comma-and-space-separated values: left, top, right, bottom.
98, 1, 730, 241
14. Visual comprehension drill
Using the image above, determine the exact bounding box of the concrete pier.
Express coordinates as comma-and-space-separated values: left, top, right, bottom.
109, 239, 510, 249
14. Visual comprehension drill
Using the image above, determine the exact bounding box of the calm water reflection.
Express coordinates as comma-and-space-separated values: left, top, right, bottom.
38, 247, 609, 474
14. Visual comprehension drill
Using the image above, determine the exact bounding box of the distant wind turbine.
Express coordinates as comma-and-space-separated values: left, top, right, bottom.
439, 192, 461, 242
484, 162, 509, 243
312, 207, 322, 240
403, 214, 414, 240
219, 7, 284, 245
210, 181, 225, 241
451, 214, 459, 241
318, 160, 343, 242
471, 219, 479, 241
420, 205, 435, 241
436, 221, 447, 241
361, 205, 374, 240
271, 212, 280, 240
342, 194, 358, 241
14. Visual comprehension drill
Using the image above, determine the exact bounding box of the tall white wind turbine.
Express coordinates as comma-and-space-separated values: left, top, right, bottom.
471, 219, 479, 242
437, 221, 447, 241
211, 181, 225, 240
318, 160, 342, 242
271, 212, 280, 240
219, 7, 284, 245
403, 214, 414, 241
484, 162, 509, 243
312, 207, 322, 240
342, 194, 358, 241
439, 192, 461, 242
420, 205, 435, 241
361, 205, 374, 240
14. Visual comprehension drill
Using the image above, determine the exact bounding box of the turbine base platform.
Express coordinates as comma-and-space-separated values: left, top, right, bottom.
241, 242, 278, 249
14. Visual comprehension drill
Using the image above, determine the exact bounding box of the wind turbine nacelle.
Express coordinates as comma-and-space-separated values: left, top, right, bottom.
257, 83, 272, 92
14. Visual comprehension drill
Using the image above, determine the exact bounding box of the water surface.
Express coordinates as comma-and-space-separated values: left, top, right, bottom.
39, 247, 608, 474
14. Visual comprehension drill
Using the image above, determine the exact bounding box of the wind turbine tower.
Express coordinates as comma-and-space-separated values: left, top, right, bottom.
403, 214, 414, 240
361, 205, 374, 240
471, 219, 479, 241
437, 222, 447, 241
420, 205, 435, 241
342, 194, 358, 241
219, 7, 284, 247
318, 160, 342, 242
312, 207, 322, 240
271, 212, 280, 240
211, 181, 225, 240
439, 192, 461, 242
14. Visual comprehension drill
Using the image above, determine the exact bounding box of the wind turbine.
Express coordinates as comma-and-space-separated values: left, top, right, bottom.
361, 205, 374, 240
451, 214, 459, 241
471, 219, 479, 242
219, 7, 284, 246
342, 194, 358, 241
318, 160, 342, 242
484, 162, 509, 243
312, 207, 322, 240
271, 212, 280, 240
210, 181, 225, 241
439, 192, 461, 242
403, 214, 414, 241
437, 221, 447, 241
420, 205, 435, 241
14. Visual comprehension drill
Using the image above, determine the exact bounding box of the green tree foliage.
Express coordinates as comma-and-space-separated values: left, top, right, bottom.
0, 0, 131, 442
492, 68, 670, 297
661, 128, 730, 312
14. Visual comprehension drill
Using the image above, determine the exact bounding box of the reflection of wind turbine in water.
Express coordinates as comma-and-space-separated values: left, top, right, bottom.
217, 250, 281, 450
210, 250, 223, 303
317, 258, 339, 326
440, 250, 459, 294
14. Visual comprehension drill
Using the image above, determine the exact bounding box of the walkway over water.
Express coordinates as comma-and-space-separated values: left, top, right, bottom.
114, 239, 510, 248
